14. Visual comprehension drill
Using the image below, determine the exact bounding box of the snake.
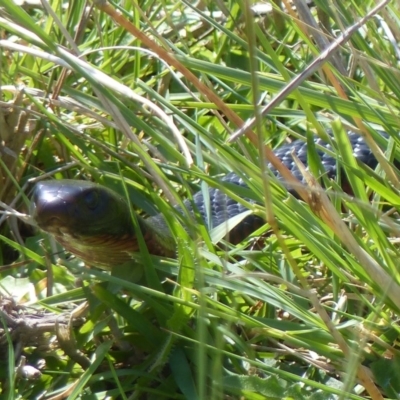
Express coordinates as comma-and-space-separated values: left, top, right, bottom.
30, 132, 387, 268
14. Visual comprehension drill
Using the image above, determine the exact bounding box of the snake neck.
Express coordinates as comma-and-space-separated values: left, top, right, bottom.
50, 215, 176, 267
140, 216, 176, 257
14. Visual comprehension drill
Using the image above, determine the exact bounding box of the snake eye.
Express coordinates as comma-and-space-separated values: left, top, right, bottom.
84, 189, 100, 210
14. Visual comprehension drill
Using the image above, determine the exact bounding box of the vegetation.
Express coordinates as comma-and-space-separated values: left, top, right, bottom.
0, 0, 400, 398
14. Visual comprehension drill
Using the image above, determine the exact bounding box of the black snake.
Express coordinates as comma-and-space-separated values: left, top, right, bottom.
30, 132, 388, 268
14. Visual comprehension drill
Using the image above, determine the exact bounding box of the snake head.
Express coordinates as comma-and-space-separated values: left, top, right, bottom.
30, 180, 175, 266
31, 180, 132, 239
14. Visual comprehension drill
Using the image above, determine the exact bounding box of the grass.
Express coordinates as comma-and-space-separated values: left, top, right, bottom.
0, 0, 400, 399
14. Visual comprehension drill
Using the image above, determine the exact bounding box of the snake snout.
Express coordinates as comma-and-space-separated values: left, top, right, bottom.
32, 202, 66, 229
31, 180, 98, 235
31, 190, 68, 234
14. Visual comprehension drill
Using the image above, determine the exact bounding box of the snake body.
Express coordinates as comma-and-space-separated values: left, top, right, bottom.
31, 132, 384, 268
